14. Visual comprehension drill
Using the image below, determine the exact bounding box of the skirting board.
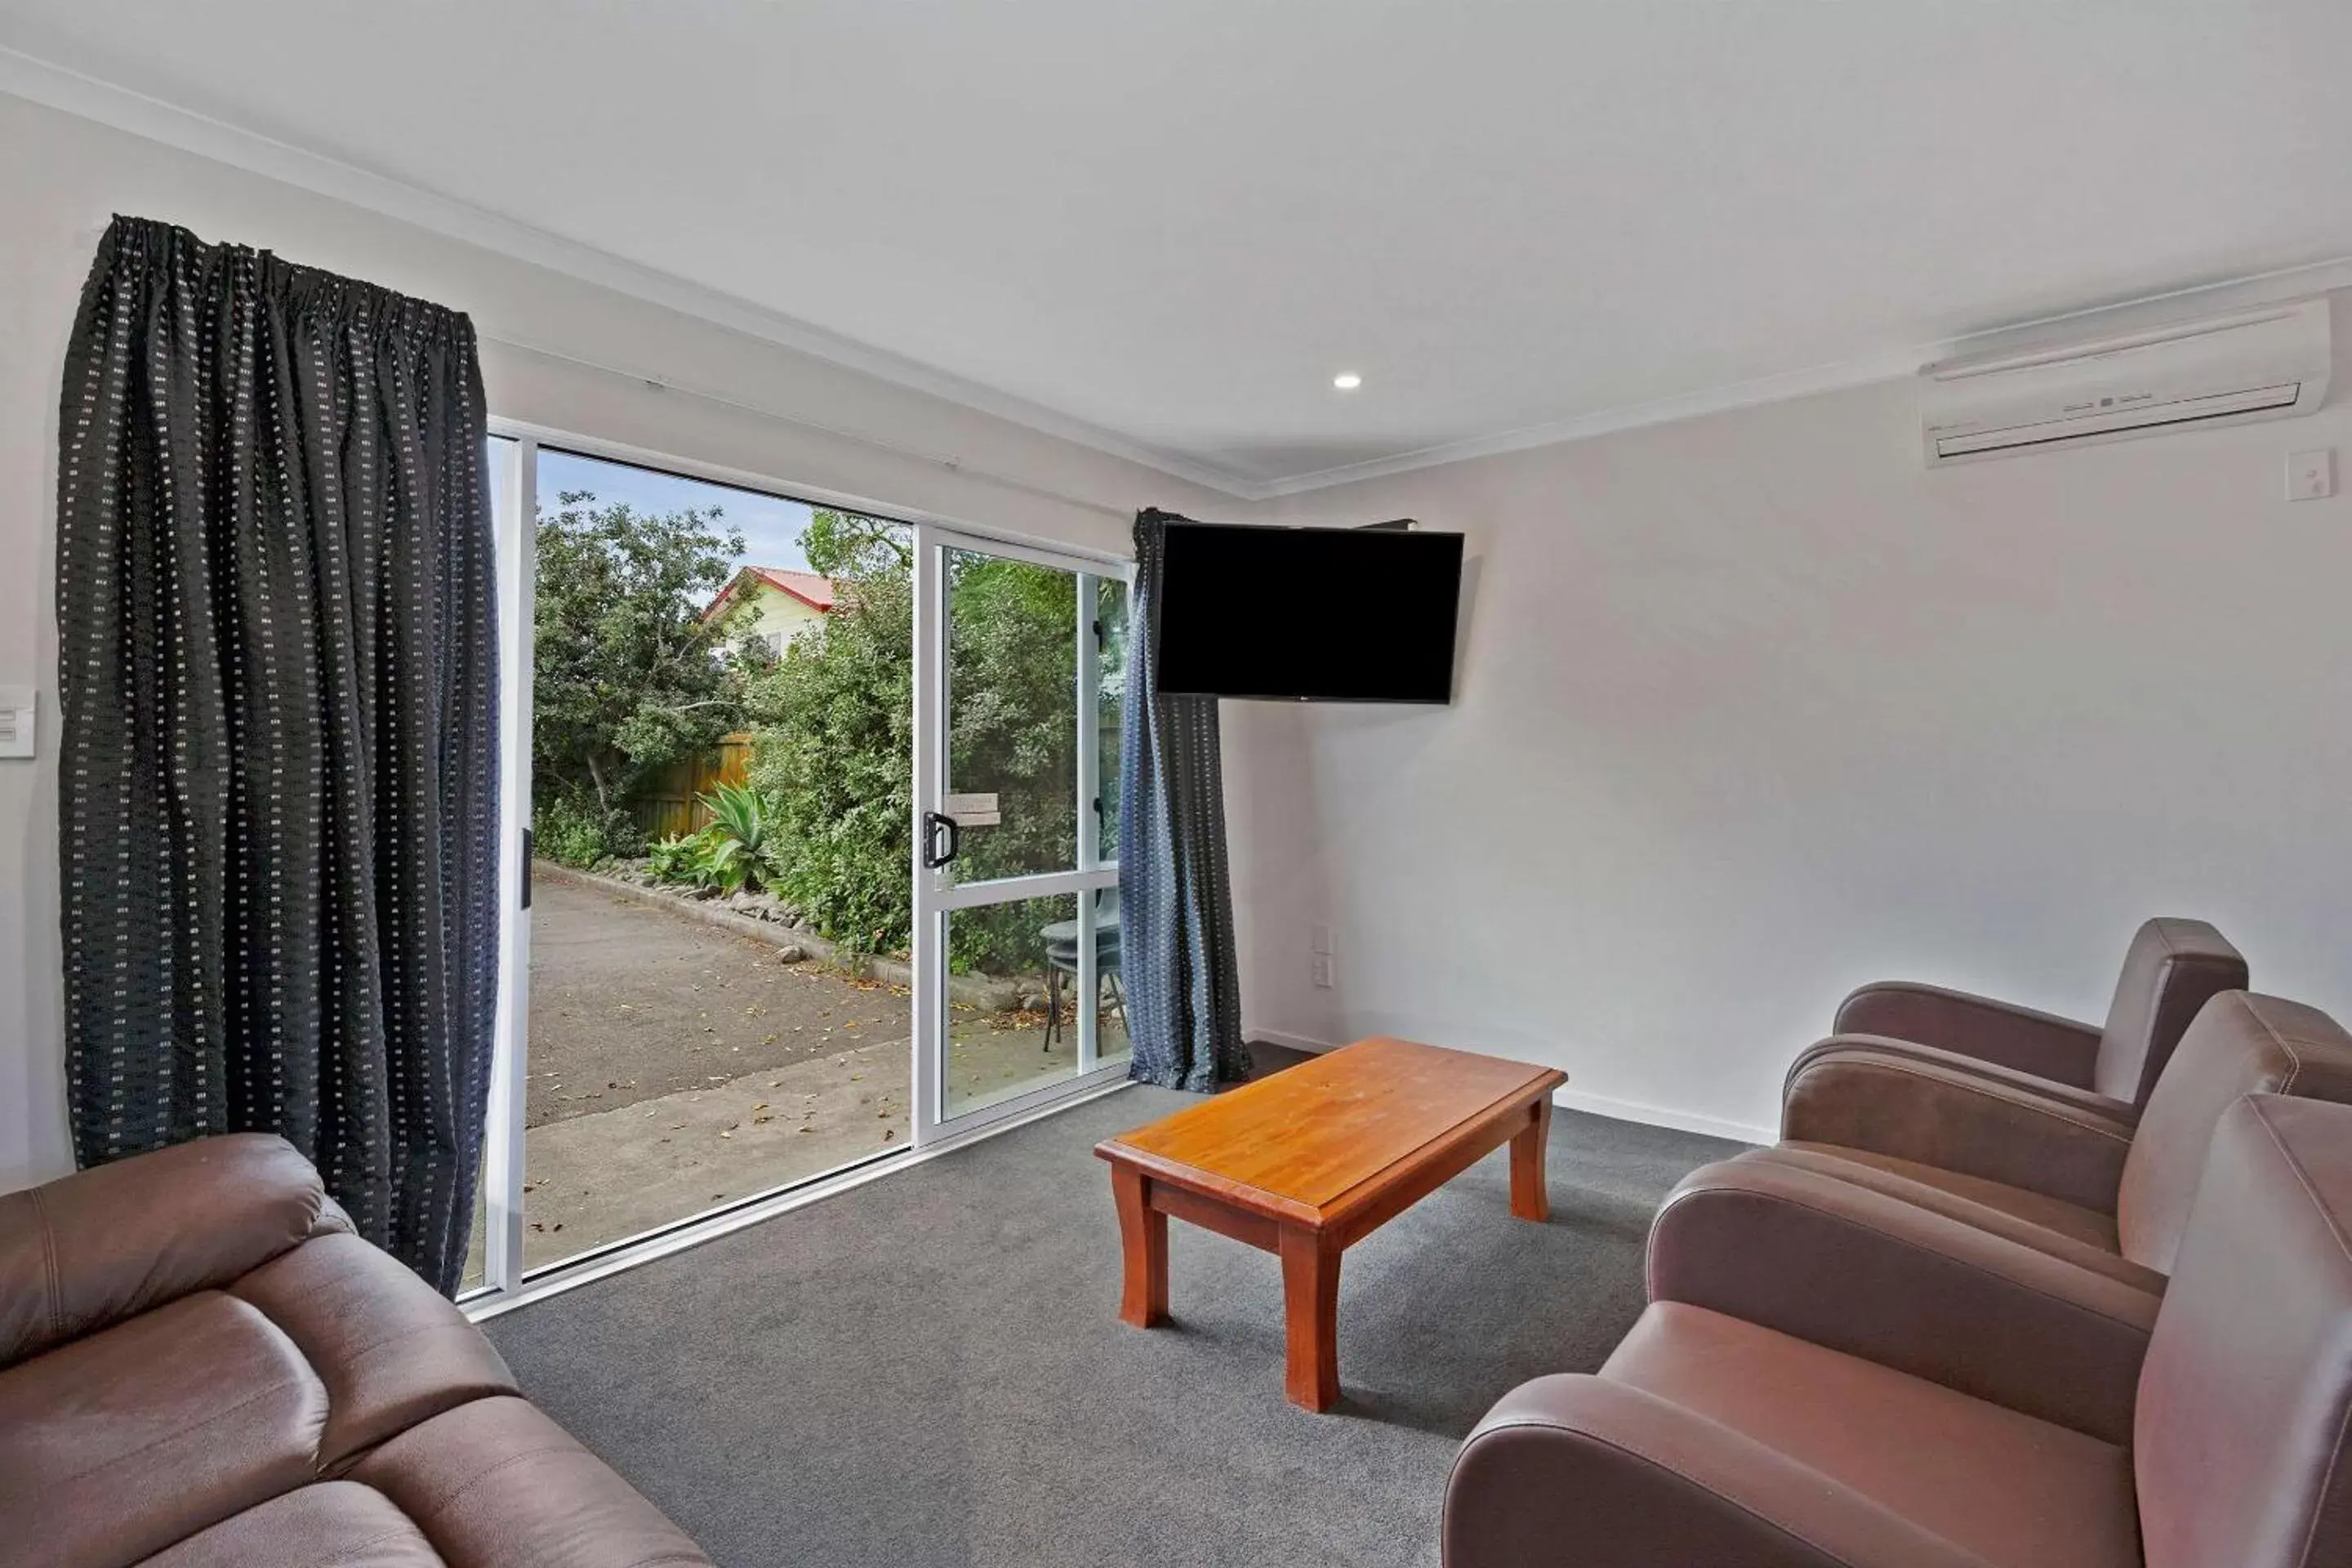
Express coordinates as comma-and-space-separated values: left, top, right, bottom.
1245, 1025, 1775, 1147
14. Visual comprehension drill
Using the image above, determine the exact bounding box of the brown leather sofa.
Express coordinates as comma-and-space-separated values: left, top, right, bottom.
0, 1134, 710, 1568
1633, 992, 2352, 1444
1446, 1090, 2352, 1568
1828, 915, 2244, 1116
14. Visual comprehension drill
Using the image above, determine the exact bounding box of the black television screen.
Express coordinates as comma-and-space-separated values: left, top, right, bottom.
1154, 522, 1464, 702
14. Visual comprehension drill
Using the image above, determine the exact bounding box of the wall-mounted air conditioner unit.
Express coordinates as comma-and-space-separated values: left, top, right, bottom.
1919, 298, 2331, 466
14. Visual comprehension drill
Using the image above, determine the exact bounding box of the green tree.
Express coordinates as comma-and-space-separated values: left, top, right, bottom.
533, 491, 752, 826
747, 516, 1089, 974
746, 546, 915, 956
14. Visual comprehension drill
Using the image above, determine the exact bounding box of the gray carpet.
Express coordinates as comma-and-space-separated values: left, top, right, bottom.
484, 1083, 1744, 1568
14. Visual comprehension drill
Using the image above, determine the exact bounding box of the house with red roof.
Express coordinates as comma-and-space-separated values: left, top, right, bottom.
703, 564, 837, 656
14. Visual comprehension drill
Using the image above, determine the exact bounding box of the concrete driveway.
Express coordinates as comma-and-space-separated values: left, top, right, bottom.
512, 868, 1112, 1272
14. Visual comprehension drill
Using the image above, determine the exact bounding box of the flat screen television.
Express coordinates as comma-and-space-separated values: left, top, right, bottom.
1154, 522, 1464, 702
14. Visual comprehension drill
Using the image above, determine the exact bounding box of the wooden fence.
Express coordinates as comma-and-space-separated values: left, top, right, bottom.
632, 732, 755, 841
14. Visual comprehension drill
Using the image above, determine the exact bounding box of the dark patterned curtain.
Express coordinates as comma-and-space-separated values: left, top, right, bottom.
1117, 508, 1247, 1091
56, 216, 500, 1294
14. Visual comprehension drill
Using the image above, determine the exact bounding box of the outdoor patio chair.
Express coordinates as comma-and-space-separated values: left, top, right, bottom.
1041, 892, 1124, 1051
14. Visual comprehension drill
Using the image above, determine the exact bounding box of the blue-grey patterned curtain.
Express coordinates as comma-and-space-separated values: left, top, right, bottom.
56, 216, 500, 1294
1117, 509, 1247, 1091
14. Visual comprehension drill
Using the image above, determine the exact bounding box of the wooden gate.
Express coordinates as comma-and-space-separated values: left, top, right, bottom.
632, 732, 754, 840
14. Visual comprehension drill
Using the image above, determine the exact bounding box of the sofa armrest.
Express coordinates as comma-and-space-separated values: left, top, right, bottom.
1447, 1375, 1992, 1568
1787, 1036, 2136, 1126
1835, 982, 2102, 1089
1782, 1039, 2134, 1212
0, 1134, 329, 1368
1647, 1156, 2158, 1443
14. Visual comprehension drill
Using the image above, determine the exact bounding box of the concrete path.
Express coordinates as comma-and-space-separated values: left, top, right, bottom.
526, 872, 907, 1128
506, 867, 1125, 1271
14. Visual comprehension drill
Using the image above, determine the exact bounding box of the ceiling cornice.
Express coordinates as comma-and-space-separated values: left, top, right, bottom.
1254, 252, 2352, 498
0, 44, 1263, 500
7, 43, 2348, 505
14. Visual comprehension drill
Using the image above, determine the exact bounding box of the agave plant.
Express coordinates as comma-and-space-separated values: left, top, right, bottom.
697, 831, 750, 895
697, 782, 772, 861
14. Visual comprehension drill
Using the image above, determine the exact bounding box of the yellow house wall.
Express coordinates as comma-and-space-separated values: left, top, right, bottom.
736, 581, 827, 652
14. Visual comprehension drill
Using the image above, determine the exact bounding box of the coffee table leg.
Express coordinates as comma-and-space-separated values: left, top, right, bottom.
1279, 1225, 1341, 1411
1111, 1164, 1169, 1327
1510, 1096, 1552, 1223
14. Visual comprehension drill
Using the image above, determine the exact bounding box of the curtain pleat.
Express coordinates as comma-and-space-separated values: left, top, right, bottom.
1116, 508, 1248, 1091
56, 216, 499, 1294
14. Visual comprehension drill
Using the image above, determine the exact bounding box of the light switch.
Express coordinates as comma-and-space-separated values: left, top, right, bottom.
0, 687, 33, 760
2287, 449, 2335, 501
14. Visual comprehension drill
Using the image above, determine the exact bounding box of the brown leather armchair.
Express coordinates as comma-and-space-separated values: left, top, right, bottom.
0, 1134, 710, 1568
1771, 991, 2352, 1265
1828, 915, 2244, 1116
1628, 992, 2352, 1448
1446, 1092, 2352, 1568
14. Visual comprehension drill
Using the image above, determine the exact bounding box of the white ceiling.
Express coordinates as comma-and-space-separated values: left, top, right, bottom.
6, 1, 2351, 496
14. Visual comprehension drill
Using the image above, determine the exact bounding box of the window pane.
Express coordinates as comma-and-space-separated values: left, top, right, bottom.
944, 893, 1080, 1118
524, 447, 911, 1275
944, 549, 1078, 883
1094, 576, 1128, 865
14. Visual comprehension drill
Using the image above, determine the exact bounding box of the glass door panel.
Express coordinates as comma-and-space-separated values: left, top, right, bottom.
913, 528, 1126, 1145
942, 546, 1077, 884
942, 891, 1080, 1118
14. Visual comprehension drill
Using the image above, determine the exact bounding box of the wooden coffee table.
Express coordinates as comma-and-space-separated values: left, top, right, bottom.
1094, 1036, 1568, 1411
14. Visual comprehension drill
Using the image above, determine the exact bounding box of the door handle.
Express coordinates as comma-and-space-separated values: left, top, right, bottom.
922, 810, 960, 869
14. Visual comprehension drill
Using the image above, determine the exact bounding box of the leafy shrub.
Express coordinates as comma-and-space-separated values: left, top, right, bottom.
647, 825, 753, 895
748, 564, 915, 957
647, 832, 702, 882
536, 793, 643, 867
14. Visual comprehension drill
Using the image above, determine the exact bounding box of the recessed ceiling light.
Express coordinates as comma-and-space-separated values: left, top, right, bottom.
1332, 372, 1363, 390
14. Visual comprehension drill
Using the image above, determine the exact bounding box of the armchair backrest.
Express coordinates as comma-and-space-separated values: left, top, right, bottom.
2136, 1094, 2352, 1568
2095, 919, 2246, 1107
2118, 993, 2352, 1272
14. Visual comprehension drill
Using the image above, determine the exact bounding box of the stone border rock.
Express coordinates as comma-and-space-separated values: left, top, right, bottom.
535, 859, 1027, 1011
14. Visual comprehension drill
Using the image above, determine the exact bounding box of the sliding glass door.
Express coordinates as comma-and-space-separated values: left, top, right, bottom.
911, 527, 1130, 1145
462, 430, 1130, 1309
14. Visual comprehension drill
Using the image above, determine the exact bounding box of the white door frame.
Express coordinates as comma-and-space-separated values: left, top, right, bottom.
911, 523, 1130, 1148
478, 430, 534, 1301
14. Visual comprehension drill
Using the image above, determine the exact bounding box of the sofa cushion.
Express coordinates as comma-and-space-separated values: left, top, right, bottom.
348, 1396, 710, 1568
0, 1293, 327, 1568
0, 1134, 329, 1370
1601, 1302, 2140, 1568
230, 1232, 515, 1472
135, 1483, 439, 1568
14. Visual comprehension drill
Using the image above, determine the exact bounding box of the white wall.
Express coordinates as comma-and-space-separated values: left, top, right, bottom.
8, 90, 2350, 1179
0, 91, 1234, 1190
1236, 306, 2352, 1141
